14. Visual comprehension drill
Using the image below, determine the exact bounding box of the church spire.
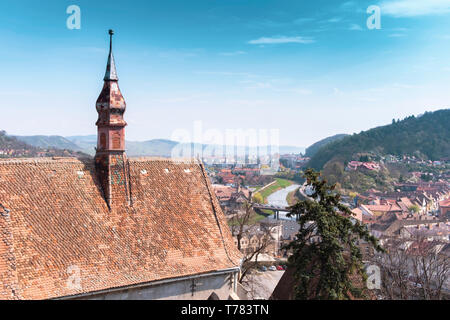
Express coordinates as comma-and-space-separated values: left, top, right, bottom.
95, 30, 130, 209
104, 29, 118, 81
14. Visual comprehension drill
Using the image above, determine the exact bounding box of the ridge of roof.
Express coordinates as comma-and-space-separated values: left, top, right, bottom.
0, 157, 82, 164
198, 163, 241, 266
0, 156, 202, 165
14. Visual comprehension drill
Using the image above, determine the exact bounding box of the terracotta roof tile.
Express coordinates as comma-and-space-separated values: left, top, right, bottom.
0, 157, 241, 299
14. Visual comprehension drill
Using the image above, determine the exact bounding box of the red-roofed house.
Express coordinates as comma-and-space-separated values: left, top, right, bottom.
440, 198, 450, 218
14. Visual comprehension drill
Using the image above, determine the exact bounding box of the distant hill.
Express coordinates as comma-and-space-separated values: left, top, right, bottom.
305, 134, 349, 157
0, 131, 88, 159
65, 135, 97, 151
307, 109, 450, 170
126, 139, 179, 157
15, 134, 303, 158
13, 135, 82, 151
279, 146, 305, 155
1, 131, 36, 151
65, 136, 178, 157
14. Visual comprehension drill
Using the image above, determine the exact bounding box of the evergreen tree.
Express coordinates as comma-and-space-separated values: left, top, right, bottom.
285, 169, 383, 299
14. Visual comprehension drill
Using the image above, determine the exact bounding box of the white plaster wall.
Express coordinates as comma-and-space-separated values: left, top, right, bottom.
77, 272, 238, 300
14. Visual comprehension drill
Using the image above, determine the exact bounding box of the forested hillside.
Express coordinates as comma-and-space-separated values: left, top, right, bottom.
0, 130, 88, 159
305, 134, 349, 157
307, 109, 450, 170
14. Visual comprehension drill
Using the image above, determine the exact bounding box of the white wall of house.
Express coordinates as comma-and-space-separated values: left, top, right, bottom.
68, 271, 240, 300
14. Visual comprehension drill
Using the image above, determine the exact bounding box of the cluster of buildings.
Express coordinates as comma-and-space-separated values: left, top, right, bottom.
346, 161, 381, 172
0, 148, 81, 159
199, 148, 282, 177
231, 217, 301, 261
384, 154, 449, 165
213, 184, 252, 215
207, 163, 276, 187
0, 148, 38, 157
348, 182, 450, 255
215, 167, 260, 185
279, 154, 309, 170
232, 221, 281, 258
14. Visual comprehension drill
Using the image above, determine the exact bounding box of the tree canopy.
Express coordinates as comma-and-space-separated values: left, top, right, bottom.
285, 169, 383, 299
308, 109, 450, 170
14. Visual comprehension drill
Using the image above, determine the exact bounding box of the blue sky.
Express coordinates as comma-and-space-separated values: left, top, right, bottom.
1, 0, 450, 147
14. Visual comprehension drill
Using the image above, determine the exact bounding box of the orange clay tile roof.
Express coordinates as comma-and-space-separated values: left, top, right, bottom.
440, 198, 450, 207
0, 157, 241, 300
364, 204, 402, 213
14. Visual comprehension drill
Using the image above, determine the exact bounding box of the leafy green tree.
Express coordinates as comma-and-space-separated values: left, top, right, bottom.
285, 169, 383, 300
359, 155, 370, 162
252, 193, 263, 204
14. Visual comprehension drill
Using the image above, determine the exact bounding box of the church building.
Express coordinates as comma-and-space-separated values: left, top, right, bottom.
0, 30, 242, 300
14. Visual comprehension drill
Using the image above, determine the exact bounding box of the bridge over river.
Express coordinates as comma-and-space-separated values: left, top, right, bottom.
253, 184, 301, 220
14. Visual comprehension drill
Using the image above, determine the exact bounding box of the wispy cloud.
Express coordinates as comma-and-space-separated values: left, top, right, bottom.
392, 27, 409, 31
327, 17, 343, 23
341, 1, 365, 13
388, 33, 406, 37
333, 88, 344, 96
151, 93, 211, 104
280, 88, 312, 95
241, 78, 312, 95
219, 51, 247, 56
244, 81, 273, 89
248, 36, 315, 45
246, 19, 290, 29
227, 99, 275, 107
392, 83, 423, 89
293, 17, 315, 25
436, 35, 450, 40
158, 49, 204, 59
341, 1, 356, 7
380, 0, 450, 17
195, 71, 258, 78
349, 24, 363, 31
83, 47, 107, 54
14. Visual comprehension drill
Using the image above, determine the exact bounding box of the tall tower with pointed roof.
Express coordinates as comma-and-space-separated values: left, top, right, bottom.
95, 30, 131, 209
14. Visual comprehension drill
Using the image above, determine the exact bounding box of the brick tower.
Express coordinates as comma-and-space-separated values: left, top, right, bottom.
95, 30, 131, 209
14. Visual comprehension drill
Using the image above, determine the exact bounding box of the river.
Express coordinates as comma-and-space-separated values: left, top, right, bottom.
266, 184, 300, 220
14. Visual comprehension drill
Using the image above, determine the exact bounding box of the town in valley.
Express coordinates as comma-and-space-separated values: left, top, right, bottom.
0, 0, 449, 303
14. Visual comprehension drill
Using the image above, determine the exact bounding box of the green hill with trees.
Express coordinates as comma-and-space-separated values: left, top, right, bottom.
0, 130, 36, 151
307, 109, 450, 170
305, 134, 349, 157
0, 130, 89, 159
13, 135, 82, 151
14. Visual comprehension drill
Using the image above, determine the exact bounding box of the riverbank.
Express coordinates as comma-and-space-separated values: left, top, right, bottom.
253, 178, 293, 204
287, 187, 300, 206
